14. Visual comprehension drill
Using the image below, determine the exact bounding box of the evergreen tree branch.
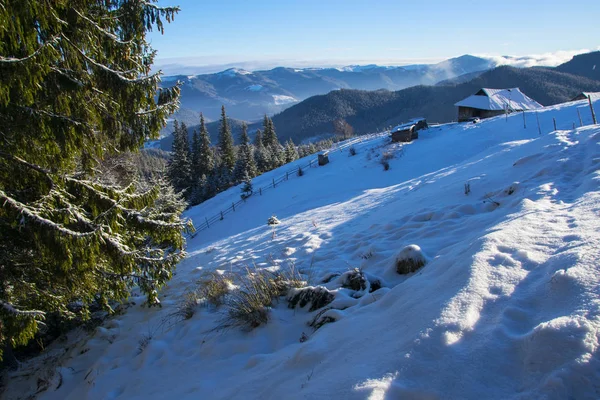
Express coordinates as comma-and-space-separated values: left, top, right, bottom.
0, 300, 45, 319
60, 34, 160, 84
0, 151, 55, 188
0, 36, 59, 63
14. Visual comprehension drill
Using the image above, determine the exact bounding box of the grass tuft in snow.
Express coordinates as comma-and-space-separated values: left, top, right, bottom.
197, 272, 231, 308
219, 265, 306, 331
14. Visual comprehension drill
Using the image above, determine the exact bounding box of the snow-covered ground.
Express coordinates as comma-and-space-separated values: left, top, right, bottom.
5, 99, 600, 399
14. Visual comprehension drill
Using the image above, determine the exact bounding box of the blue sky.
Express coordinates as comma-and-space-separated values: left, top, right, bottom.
149, 0, 599, 71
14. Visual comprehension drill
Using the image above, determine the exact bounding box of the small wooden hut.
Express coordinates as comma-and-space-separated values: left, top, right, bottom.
318, 151, 329, 166
391, 125, 417, 143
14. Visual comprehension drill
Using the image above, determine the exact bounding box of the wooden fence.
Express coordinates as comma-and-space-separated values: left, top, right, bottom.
191, 131, 390, 236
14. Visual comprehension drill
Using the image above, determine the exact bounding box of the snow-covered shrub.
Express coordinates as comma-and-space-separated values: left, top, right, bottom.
394, 244, 427, 274
340, 268, 367, 291
309, 307, 336, 330
267, 215, 281, 225
287, 286, 335, 312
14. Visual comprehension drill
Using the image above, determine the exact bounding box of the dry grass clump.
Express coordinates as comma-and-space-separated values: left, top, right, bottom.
197, 272, 231, 308
220, 265, 306, 331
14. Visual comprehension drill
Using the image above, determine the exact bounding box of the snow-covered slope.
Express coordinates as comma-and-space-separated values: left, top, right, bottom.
13, 99, 600, 399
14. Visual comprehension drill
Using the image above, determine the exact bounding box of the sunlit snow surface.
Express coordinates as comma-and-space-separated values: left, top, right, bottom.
10, 99, 600, 400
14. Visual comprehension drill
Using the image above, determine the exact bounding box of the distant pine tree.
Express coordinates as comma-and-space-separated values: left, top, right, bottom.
198, 114, 214, 178
262, 115, 285, 169
167, 121, 192, 194
218, 106, 236, 175
233, 123, 258, 183
285, 139, 299, 163
254, 143, 271, 173
253, 128, 263, 148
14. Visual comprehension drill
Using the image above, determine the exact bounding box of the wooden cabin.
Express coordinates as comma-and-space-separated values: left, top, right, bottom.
391, 125, 417, 143
455, 88, 542, 122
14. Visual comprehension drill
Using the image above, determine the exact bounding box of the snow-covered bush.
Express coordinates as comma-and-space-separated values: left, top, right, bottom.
394, 244, 427, 274
267, 215, 281, 225
287, 286, 335, 312
340, 268, 367, 291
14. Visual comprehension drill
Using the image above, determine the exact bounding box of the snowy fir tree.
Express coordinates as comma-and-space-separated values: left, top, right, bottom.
197, 113, 214, 179
168, 121, 192, 195
284, 139, 299, 163
262, 115, 285, 169
218, 105, 236, 175
253, 128, 271, 173
240, 172, 253, 200
233, 123, 258, 183
0, 1, 191, 360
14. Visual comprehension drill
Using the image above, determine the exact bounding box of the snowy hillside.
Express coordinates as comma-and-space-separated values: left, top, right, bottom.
9, 99, 600, 399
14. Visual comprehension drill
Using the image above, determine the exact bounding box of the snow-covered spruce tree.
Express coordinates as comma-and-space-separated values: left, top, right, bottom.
218, 105, 236, 175
262, 116, 285, 169
240, 172, 253, 200
253, 129, 271, 173
197, 113, 214, 178
233, 123, 258, 183
0, 1, 191, 360
284, 139, 299, 163
168, 121, 192, 195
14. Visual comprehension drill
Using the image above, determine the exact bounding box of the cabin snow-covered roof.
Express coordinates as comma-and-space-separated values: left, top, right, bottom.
391, 118, 426, 132
573, 92, 600, 101
454, 88, 542, 111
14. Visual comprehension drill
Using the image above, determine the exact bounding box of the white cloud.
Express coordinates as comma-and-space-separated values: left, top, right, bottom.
478, 48, 593, 68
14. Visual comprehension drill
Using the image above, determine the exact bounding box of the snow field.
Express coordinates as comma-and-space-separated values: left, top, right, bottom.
10, 98, 599, 399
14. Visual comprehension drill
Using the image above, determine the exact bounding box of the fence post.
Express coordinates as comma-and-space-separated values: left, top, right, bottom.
272, 178, 276, 188
522, 111, 526, 129
589, 95, 597, 125
536, 112, 541, 135
232, 202, 235, 211
553, 118, 557, 131
578, 109, 583, 127
220, 211, 224, 220
286, 171, 288, 181
205, 217, 209, 228
259, 188, 262, 196
309, 160, 312, 168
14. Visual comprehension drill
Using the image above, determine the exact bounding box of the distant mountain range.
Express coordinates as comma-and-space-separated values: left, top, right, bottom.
156, 51, 600, 150
159, 54, 497, 123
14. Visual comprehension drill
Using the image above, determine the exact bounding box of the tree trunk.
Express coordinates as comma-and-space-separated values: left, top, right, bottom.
2, 343, 19, 370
